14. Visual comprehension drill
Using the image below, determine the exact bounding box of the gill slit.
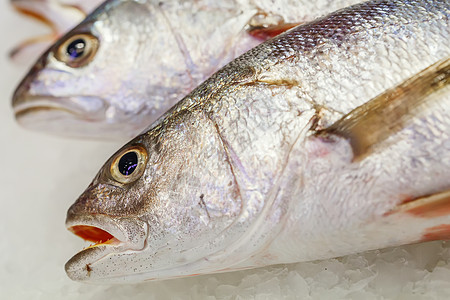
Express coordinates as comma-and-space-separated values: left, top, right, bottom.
207, 114, 245, 214
156, 4, 196, 91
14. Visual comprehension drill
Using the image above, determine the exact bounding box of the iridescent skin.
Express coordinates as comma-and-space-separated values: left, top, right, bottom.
12, 0, 361, 139
66, 0, 449, 283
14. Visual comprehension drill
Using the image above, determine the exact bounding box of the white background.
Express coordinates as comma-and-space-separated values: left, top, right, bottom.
1, 1, 449, 299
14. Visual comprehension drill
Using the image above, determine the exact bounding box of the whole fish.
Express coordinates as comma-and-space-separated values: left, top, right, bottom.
64, 0, 450, 283
12, 0, 361, 139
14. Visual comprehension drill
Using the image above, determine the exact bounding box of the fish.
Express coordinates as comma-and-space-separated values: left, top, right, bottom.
12, 0, 362, 139
64, 0, 450, 283
9, 0, 96, 63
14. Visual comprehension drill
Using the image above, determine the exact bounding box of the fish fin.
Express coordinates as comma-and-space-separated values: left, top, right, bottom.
247, 22, 302, 40
10, 1, 86, 63
388, 190, 450, 219
247, 12, 301, 40
317, 57, 450, 161
13, 6, 57, 31
9, 34, 56, 64
12, 1, 85, 34
421, 224, 450, 242
388, 190, 450, 242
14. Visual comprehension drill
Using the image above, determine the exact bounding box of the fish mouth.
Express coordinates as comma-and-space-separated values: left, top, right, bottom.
69, 225, 121, 247
12, 94, 145, 139
65, 214, 148, 281
13, 95, 106, 120
11, 94, 121, 138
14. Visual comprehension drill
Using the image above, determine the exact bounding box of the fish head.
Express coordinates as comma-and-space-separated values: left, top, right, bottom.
12, 0, 191, 139
65, 112, 247, 283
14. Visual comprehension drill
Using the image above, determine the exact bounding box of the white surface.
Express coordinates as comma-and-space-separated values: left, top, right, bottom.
1, 2, 450, 299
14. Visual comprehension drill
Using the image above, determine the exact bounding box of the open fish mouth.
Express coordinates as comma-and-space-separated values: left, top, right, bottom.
67, 224, 123, 250
65, 214, 148, 281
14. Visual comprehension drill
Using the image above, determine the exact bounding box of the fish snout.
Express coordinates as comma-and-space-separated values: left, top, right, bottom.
65, 213, 148, 282
12, 54, 47, 108
66, 183, 148, 249
65, 182, 150, 282
67, 183, 145, 217
65, 212, 148, 251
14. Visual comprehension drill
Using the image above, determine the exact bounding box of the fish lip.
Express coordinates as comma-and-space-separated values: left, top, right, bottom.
12, 94, 140, 139
65, 214, 148, 281
66, 213, 148, 250
12, 94, 107, 120
65, 245, 118, 282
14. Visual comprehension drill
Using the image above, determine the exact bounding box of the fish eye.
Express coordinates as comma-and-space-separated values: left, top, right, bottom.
110, 145, 148, 184
55, 33, 99, 68
67, 39, 86, 58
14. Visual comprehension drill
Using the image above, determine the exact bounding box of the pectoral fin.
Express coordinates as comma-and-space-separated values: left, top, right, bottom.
318, 57, 450, 161
388, 190, 450, 219
9, 35, 56, 63
248, 22, 301, 40
247, 12, 301, 40
387, 190, 450, 242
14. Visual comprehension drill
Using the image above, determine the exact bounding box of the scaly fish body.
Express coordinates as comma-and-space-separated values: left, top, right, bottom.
9, 0, 355, 62
12, 0, 362, 139
65, 0, 450, 283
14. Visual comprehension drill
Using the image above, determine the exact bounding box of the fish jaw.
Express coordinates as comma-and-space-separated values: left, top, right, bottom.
65, 203, 254, 283
12, 94, 144, 139
65, 213, 148, 282
11, 52, 142, 138
11, 43, 107, 137
12, 92, 116, 138
65, 210, 277, 284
